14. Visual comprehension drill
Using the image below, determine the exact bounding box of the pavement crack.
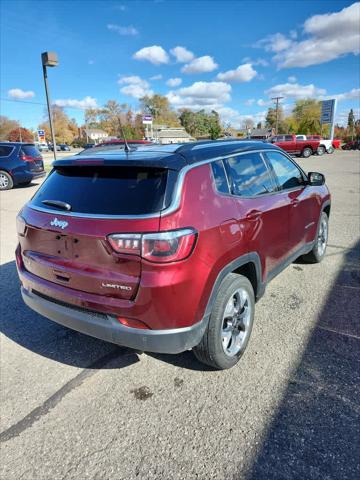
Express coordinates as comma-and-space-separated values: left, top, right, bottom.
0, 348, 127, 443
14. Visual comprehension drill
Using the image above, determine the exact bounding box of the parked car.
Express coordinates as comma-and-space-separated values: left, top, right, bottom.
306, 135, 334, 154
83, 143, 95, 149
341, 140, 360, 150
271, 134, 321, 157
59, 144, 71, 151
332, 139, 341, 149
16, 140, 331, 369
48, 144, 61, 152
36, 142, 49, 152
0, 142, 45, 190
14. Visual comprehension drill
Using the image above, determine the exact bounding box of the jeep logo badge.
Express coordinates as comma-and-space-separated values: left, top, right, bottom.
50, 217, 68, 230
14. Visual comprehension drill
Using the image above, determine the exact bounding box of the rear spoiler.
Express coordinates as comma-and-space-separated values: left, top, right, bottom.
52, 153, 186, 171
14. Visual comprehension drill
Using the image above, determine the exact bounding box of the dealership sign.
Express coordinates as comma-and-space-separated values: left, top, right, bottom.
320, 100, 336, 124
37, 129, 46, 142
143, 115, 152, 125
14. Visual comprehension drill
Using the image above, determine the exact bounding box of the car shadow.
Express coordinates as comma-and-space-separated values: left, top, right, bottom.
246, 240, 360, 479
0, 261, 139, 369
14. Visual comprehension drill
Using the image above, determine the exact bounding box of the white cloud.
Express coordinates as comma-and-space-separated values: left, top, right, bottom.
257, 98, 272, 107
265, 82, 326, 100
288, 76, 297, 83
217, 63, 257, 83
53, 96, 98, 109
107, 24, 138, 36
274, 3, 360, 68
166, 77, 182, 87
170, 46, 194, 63
118, 76, 153, 98
150, 74, 163, 80
326, 88, 360, 102
133, 45, 169, 65
255, 33, 293, 52
8, 88, 35, 99
181, 55, 218, 74
120, 84, 154, 99
245, 99, 255, 106
167, 81, 231, 109
118, 75, 149, 87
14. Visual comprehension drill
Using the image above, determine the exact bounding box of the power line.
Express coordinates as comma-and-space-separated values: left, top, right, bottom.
0, 97, 88, 111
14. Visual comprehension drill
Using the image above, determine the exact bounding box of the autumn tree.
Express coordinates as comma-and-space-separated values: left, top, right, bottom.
292, 99, 321, 134
179, 109, 222, 139
0, 116, 20, 140
140, 94, 180, 127
348, 109, 355, 139
7, 127, 34, 142
38, 106, 78, 144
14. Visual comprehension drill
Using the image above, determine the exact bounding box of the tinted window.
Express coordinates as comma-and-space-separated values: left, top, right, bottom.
265, 151, 304, 190
224, 153, 275, 197
285, 135, 293, 141
0, 146, 14, 157
211, 160, 229, 194
275, 135, 285, 142
21, 145, 41, 157
32, 166, 169, 215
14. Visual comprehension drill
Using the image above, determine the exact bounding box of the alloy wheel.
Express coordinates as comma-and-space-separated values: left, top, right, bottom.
221, 288, 251, 357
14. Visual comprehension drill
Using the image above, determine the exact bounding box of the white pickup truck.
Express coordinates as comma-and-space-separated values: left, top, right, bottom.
296, 135, 334, 155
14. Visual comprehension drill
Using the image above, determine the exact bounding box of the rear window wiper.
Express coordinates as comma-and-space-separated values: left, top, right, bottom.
42, 199, 72, 211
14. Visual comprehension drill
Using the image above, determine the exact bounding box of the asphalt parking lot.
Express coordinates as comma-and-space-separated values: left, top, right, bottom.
0, 150, 359, 480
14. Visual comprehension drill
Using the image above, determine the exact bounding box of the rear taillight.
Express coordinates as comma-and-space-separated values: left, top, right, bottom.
20, 155, 42, 162
107, 229, 197, 263
16, 215, 27, 236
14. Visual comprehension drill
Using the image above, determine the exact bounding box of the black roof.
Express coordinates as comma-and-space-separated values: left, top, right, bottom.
53, 140, 282, 171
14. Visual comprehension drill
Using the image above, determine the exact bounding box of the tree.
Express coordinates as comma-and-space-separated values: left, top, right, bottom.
0, 116, 20, 140
38, 106, 78, 144
256, 122, 262, 129
7, 127, 34, 142
348, 109, 355, 140
140, 94, 180, 127
179, 109, 222, 139
292, 99, 321, 134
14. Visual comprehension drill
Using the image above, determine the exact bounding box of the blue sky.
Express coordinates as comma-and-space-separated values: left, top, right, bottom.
1, 0, 359, 129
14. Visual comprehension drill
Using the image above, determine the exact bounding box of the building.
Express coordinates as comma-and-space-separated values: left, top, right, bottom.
249, 128, 274, 140
153, 126, 193, 144
85, 128, 109, 144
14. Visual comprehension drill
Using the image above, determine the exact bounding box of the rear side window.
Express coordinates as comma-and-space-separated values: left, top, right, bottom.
224, 152, 276, 197
21, 145, 41, 157
31, 166, 170, 215
265, 151, 305, 190
211, 160, 229, 194
0, 146, 14, 157
285, 135, 293, 141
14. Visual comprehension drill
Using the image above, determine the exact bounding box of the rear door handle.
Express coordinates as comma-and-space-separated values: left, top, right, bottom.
246, 210, 262, 221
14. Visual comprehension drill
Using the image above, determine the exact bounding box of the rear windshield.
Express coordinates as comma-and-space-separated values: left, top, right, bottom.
31, 166, 169, 215
22, 145, 41, 157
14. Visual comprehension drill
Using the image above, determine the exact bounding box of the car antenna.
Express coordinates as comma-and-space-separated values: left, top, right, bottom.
118, 116, 131, 153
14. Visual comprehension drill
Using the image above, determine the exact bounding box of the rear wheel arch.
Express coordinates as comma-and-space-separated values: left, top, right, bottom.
203, 253, 263, 320
323, 203, 331, 218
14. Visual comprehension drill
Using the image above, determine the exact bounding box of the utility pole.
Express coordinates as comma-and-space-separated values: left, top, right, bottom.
271, 96, 284, 135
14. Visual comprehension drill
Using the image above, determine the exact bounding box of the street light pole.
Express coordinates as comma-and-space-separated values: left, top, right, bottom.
41, 52, 58, 161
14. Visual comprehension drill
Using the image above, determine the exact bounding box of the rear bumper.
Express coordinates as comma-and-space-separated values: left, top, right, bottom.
13, 170, 45, 185
21, 287, 208, 354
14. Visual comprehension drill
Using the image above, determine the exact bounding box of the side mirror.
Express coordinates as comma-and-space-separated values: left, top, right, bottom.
308, 172, 325, 186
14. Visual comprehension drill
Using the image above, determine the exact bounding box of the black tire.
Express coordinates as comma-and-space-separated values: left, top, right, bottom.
317, 146, 326, 156
0, 171, 13, 190
302, 147, 312, 158
302, 211, 329, 263
193, 273, 255, 370
327, 146, 334, 154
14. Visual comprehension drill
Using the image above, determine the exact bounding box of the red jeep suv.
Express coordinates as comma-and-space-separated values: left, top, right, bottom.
16, 141, 331, 369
